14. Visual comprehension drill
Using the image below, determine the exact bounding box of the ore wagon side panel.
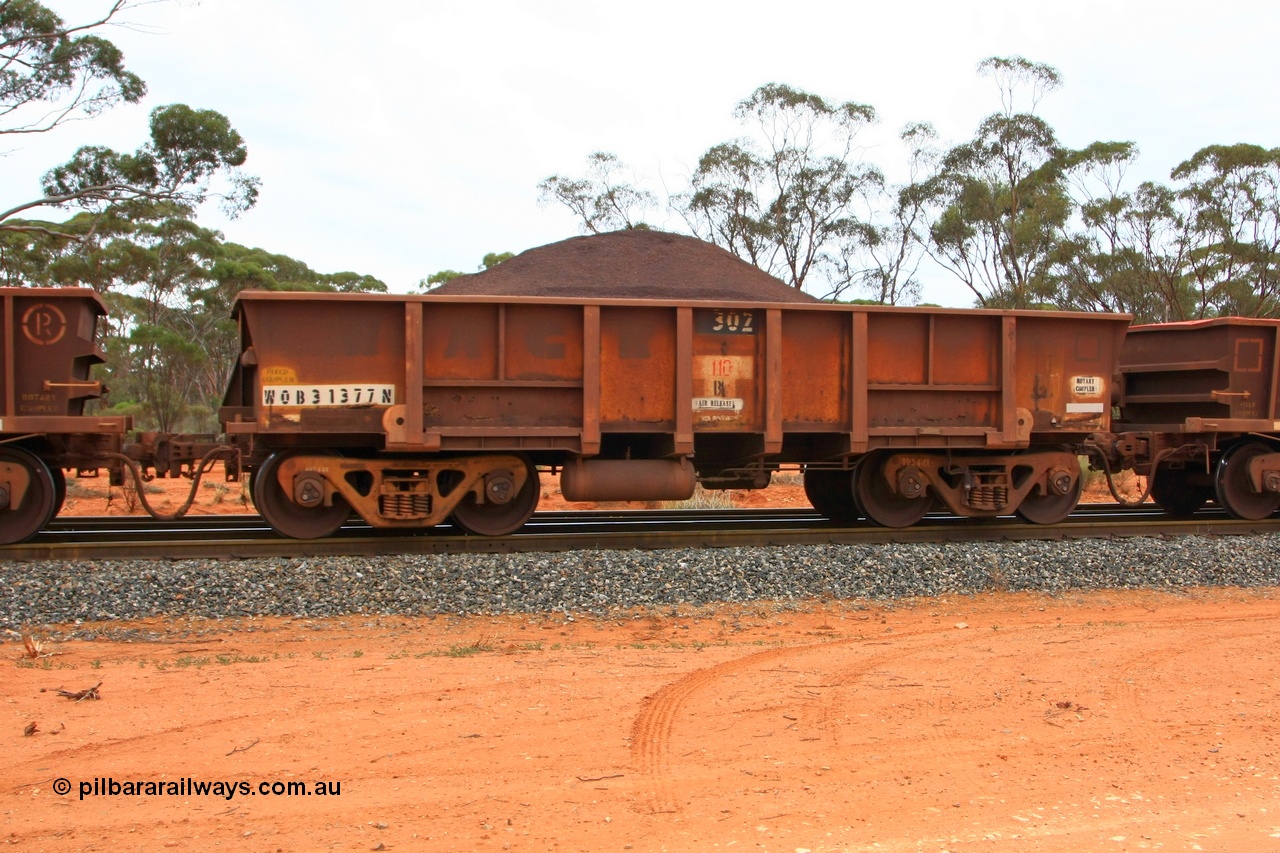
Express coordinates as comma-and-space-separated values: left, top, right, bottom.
421, 302, 584, 435
1111, 317, 1280, 522
598, 305, 677, 431
0, 288, 109, 422
847, 309, 1126, 452
242, 297, 405, 437
1119, 318, 1280, 430
225, 291, 1128, 462
690, 306, 763, 433
1014, 314, 1119, 436
221, 291, 1138, 533
780, 310, 849, 431
0, 287, 133, 545
862, 312, 1003, 439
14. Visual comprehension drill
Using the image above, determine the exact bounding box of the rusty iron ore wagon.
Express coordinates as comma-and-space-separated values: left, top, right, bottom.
217, 291, 1130, 537
0, 288, 134, 543
1098, 316, 1280, 520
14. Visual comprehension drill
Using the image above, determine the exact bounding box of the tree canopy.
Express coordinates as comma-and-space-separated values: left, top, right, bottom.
1, 1, 258, 238
537, 59, 1280, 321
1, 2, 382, 432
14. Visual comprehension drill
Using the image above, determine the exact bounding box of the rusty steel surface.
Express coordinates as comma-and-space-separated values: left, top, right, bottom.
559, 458, 696, 502
1087, 317, 1280, 523
214, 290, 1132, 533
0, 288, 137, 544
0, 288, 113, 424
225, 290, 1130, 461
1119, 316, 1280, 430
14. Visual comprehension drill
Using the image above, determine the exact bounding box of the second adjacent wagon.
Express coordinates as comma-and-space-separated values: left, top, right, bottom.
1103, 316, 1280, 520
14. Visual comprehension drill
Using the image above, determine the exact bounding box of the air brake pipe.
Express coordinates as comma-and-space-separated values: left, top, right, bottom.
102, 446, 238, 521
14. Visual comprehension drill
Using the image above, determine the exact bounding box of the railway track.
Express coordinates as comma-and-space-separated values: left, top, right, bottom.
5, 505, 1279, 561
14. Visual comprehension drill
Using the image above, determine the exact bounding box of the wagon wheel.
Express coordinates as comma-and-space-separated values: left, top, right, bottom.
1149, 465, 1212, 518
244, 467, 255, 508
1214, 441, 1280, 520
252, 451, 351, 539
802, 468, 859, 524
450, 457, 540, 536
0, 447, 57, 545
853, 453, 933, 528
1015, 472, 1082, 525
49, 466, 67, 520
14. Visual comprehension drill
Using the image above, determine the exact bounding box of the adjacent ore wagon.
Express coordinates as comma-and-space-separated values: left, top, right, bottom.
1102, 316, 1280, 520
219, 291, 1129, 537
0, 288, 133, 543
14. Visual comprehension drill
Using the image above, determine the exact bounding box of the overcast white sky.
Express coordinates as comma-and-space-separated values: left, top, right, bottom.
5, 0, 1280, 305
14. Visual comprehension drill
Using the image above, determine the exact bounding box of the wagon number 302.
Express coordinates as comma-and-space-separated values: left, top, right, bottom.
709, 310, 754, 334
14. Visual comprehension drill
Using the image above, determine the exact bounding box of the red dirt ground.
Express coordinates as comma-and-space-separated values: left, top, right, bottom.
6, 590, 1280, 851
13, 467, 1269, 852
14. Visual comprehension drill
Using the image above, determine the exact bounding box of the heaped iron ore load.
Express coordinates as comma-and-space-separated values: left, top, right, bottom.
3, 231, 1280, 544
429, 231, 822, 303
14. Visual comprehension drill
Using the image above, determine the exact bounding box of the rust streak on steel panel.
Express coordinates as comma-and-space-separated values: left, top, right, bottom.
1002, 315, 1018, 445
851, 311, 869, 453
765, 308, 783, 455
675, 307, 693, 455
404, 301, 424, 447
4, 294, 14, 418
1270, 323, 1280, 420
926, 314, 935, 385
497, 303, 507, 381
582, 305, 601, 456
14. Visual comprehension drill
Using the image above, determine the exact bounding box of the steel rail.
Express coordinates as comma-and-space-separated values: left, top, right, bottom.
2, 506, 1277, 561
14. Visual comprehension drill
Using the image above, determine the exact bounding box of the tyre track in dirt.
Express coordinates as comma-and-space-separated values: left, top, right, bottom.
628, 606, 1280, 820
628, 624, 980, 815
1103, 611, 1280, 785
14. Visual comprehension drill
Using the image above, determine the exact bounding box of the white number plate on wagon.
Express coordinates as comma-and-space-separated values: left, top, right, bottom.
262, 384, 395, 407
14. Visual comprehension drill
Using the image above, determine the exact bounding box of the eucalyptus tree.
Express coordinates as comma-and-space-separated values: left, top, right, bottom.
0, 207, 148, 298
1051, 143, 1280, 322
920, 57, 1073, 308
2, 2, 258, 235
1048, 140, 1176, 323
1172, 143, 1280, 318
117, 211, 225, 431
1049, 146, 1200, 325
0, 0, 142, 134
0, 210, 389, 430
832, 122, 938, 304
419, 250, 514, 291
676, 83, 882, 293
537, 151, 656, 234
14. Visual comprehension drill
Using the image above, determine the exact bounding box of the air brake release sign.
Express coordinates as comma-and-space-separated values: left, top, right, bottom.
1067, 375, 1106, 415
